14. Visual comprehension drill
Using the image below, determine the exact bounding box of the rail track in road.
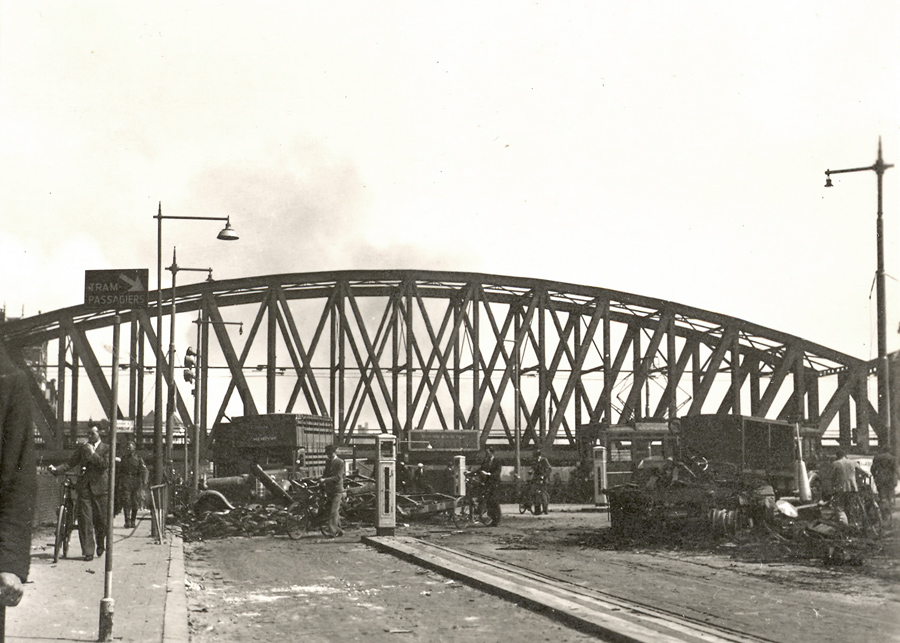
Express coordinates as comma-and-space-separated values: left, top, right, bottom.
365, 535, 780, 643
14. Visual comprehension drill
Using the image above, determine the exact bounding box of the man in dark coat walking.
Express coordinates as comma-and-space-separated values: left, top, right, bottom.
0, 369, 37, 641
116, 441, 147, 528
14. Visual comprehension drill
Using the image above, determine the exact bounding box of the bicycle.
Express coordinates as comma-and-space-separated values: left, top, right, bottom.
282, 478, 338, 539
455, 471, 493, 527
518, 475, 549, 516
53, 474, 79, 563
845, 483, 884, 538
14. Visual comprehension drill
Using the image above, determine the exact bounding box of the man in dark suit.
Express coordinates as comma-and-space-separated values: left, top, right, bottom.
0, 369, 37, 641
320, 444, 344, 537
478, 446, 503, 526
52, 426, 109, 560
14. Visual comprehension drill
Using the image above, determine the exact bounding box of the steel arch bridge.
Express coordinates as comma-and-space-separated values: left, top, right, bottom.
0, 269, 884, 452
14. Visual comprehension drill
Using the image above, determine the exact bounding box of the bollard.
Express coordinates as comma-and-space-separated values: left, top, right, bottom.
98, 598, 114, 641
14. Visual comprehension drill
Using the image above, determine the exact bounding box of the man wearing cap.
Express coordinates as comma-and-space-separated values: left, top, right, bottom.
320, 444, 344, 537
531, 449, 552, 515
117, 441, 148, 529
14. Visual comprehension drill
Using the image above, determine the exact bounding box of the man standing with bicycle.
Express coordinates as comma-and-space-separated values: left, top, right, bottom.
478, 446, 502, 526
531, 449, 552, 516
320, 444, 344, 538
50, 427, 109, 561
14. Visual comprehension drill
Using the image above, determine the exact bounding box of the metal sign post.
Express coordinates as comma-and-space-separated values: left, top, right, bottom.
83, 271, 147, 642
99, 314, 120, 641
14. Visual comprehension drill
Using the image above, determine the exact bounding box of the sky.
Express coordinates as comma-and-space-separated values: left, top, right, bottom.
1, 1, 898, 362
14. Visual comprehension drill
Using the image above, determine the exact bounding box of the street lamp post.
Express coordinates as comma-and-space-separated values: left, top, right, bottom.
503, 338, 522, 478
154, 203, 237, 484
825, 138, 894, 450
165, 248, 213, 478
187, 317, 242, 494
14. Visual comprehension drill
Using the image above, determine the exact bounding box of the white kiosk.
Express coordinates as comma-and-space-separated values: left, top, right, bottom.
592, 445, 608, 507
453, 455, 467, 497
375, 434, 397, 536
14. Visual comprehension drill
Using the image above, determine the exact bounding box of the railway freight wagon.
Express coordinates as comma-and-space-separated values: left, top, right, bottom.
210, 413, 334, 484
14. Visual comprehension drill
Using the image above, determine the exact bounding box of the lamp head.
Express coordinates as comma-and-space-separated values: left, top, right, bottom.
217, 218, 239, 241
824, 172, 833, 188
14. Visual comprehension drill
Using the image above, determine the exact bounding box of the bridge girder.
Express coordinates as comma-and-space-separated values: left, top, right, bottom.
0, 270, 882, 452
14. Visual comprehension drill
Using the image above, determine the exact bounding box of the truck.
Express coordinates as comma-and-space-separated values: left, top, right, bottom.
209, 414, 334, 499
602, 415, 822, 538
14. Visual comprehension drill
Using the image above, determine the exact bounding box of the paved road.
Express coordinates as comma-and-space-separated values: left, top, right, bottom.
183, 505, 900, 642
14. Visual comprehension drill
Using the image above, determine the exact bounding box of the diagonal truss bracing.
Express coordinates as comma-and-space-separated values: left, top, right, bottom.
0, 270, 884, 451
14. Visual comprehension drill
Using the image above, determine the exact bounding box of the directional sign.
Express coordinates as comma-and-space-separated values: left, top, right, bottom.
84, 269, 149, 309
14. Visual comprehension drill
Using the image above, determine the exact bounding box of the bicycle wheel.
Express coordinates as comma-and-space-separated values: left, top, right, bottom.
319, 512, 333, 537
518, 502, 530, 514
53, 504, 67, 563
476, 499, 494, 526
538, 490, 550, 515
284, 502, 311, 540
456, 499, 473, 527
864, 497, 884, 537
62, 501, 73, 558
449, 502, 465, 528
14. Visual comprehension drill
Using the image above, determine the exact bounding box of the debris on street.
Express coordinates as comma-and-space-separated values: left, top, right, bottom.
599, 462, 892, 567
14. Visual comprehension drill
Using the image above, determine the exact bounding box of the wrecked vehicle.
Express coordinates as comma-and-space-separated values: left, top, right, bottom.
602, 416, 888, 562
605, 455, 775, 539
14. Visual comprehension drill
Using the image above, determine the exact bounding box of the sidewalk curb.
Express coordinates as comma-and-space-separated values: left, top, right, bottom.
163, 532, 189, 643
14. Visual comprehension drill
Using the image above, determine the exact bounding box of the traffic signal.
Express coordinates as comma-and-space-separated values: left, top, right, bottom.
183, 347, 197, 385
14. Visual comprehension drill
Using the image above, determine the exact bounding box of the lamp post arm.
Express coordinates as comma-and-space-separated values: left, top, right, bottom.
155, 214, 231, 223
167, 266, 213, 277
825, 164, 877, 177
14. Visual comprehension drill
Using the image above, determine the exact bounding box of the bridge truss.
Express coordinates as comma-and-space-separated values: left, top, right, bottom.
0, 270, 883, 452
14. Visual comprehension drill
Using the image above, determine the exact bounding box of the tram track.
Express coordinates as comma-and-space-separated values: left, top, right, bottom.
365, 534, 780, 643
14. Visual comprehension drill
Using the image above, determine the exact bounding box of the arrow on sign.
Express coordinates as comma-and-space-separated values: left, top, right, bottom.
121, 274, 145, 292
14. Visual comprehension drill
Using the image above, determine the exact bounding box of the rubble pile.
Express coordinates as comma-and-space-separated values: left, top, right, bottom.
729, 507, 887, 566
181, 503, 292, 542
586, 495, 890, 567
178, 486, 379, 542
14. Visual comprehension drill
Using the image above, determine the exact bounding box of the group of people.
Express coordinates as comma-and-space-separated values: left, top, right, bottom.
475, 445, 552, 525
396, 454, 432, 495
829, 447, 898, 522
48, 428, 148, 561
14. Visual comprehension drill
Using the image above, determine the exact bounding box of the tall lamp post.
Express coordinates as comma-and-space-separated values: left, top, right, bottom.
186, 317, 243, 495
503, 338, 522, 478
825, 138, 894, 450
165, 249, 213, 474
154, 203, 237, 484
